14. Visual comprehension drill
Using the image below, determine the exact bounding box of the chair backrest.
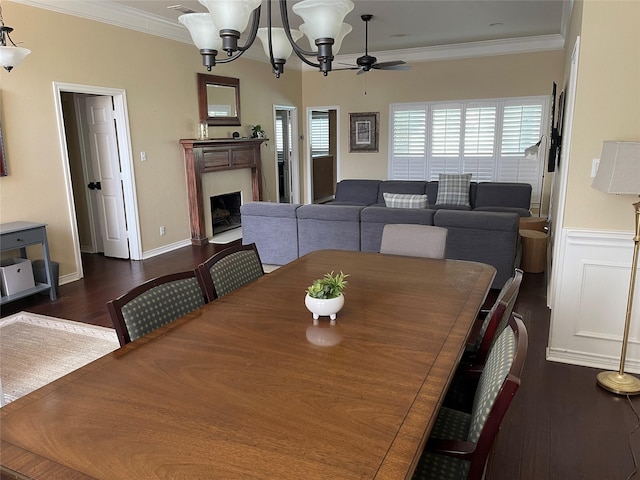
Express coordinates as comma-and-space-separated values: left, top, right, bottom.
107, 271, 206, 346
474, 268, 523, 363
380, 224, 448, 259
196, 243, 264, 302
466, 313, 528, 479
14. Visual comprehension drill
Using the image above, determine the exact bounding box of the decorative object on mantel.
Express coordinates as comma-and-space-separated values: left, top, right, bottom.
251, 124, 265, 138
349, 112, 379, 153
0, 4, 30, 72
178, 0, 353, 78
591, 140, 640, 395
198, 121, 209, 140
305, 271, 348, 323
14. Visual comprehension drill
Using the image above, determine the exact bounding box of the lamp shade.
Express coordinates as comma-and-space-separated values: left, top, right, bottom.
592, 141, 640, 194
292, 0, 354, 41
0, 45, 30, 70
256, 27, 303, 60
300, 22, 351, 53
178, 13, 222, 51
199, 0, 262, 33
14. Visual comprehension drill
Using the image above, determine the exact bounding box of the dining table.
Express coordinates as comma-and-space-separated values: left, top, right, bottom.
0, 250, 495, 480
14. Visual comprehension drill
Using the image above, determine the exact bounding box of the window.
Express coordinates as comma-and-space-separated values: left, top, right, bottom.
389, 96, 548, 206
310, 111, 329, 157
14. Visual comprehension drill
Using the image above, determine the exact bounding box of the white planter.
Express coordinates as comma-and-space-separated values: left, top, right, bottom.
304, 293, 344, 323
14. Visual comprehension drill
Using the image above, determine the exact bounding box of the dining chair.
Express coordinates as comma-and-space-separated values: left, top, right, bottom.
107, 271, 206, 346
466, 268, 523, 365
196, 243, 264, 302
380, 224, 448, 259
412, 314, 528, 480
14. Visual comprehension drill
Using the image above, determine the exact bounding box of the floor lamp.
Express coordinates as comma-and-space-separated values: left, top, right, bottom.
592, 141, 640, 395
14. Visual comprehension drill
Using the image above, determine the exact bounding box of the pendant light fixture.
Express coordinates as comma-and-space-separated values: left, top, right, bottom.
179, 0, 354, 77
0, 4, 30, 72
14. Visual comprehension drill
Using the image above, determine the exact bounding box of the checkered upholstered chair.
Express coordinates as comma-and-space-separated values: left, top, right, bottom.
107, 271, 207, 346
466, 268, 523, 365
196, 243, 264, 302
380, 224, 448, 259
412, 314, 528, 480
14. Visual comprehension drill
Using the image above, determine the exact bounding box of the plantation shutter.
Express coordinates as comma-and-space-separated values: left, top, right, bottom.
390, 104, 427, 180
463, 105, 496, 182
429, 105, 461, 180
311, 111, 329, 157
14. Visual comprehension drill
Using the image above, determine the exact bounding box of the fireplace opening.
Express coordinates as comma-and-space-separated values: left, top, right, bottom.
210, 191, 242, 235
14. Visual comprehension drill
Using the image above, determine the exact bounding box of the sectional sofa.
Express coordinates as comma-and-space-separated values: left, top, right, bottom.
241, 179, 531, 288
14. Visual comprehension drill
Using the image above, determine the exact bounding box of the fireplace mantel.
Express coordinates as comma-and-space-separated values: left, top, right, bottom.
180, 138, 265, 245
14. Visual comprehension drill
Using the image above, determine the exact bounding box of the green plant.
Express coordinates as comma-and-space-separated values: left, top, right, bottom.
252, 124, 263, 134
306, 271, 349, 299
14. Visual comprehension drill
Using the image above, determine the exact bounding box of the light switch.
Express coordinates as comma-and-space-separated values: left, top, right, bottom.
591, 158, 599, 178
141, 151, 147, 162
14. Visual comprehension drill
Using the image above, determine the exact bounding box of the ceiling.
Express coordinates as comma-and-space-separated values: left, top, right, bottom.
112, 0, 568, 57
18, 0, 568, 65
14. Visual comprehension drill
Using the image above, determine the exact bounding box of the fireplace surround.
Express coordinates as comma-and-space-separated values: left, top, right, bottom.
180, 138, 266, 245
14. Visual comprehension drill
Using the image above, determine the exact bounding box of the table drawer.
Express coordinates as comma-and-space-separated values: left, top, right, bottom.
1, 228, 43, 250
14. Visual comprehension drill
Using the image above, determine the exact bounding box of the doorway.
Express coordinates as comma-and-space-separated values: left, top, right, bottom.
273, 105, 300, 204
306, 106, 339, 204
53, 83, 141, 280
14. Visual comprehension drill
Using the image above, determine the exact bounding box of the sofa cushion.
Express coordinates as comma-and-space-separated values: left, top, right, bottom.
333, 179, 381, 205
474, 182, 532, 211
360, 206, 435, 252
296, 204, 363, 221
383, 193, 429, 209
435, 173, 473, 206
296, 204, 363, 256
474, 206, 531, 217
377, 180, 427, 204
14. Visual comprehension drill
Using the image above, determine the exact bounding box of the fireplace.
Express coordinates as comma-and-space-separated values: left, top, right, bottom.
210, 191, 242, 235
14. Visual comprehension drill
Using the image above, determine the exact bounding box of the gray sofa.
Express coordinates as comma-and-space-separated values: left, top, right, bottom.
241, 180, 529, 288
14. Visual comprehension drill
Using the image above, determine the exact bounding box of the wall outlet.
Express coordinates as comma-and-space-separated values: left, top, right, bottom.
591, 158, 600, 178
159, 226, 165, 236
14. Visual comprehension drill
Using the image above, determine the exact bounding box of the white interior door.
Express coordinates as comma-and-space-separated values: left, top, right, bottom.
85, 96, 129, 259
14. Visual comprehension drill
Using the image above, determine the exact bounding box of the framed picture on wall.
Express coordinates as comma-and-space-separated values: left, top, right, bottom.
349, 112, 379, 153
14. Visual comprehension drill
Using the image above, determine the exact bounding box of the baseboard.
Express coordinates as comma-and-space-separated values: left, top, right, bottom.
142, 239, 193, 260
547, 346, 640, 375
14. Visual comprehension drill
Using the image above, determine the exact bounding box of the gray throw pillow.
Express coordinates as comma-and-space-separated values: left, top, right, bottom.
435, 173, 472, 206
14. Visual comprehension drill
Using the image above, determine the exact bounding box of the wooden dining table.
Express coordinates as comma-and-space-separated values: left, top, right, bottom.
0, 250, 495, 480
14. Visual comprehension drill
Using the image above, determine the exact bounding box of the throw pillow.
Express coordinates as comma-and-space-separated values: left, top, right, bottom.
383, 193, 429, 209
435, 173, 472, 206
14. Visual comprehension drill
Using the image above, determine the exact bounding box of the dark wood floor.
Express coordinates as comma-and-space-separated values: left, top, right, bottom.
2, 244, 639, 479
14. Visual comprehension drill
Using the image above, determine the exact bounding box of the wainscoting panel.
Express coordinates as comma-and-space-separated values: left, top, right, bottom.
547, 229, 640, 373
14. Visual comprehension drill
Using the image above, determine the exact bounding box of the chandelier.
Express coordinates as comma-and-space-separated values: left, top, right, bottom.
0, 4, 31, 72
179, 0, 354, 78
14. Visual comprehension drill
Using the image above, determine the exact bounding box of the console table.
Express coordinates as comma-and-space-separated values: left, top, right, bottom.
0, 222, 57, 304
180, 138, 265, 245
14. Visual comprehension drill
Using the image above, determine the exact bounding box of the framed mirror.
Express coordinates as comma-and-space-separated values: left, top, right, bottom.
197, 73, 241, 126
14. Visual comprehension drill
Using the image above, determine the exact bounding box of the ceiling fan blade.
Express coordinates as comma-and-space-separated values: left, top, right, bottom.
375, 64, 412, 71
356, 68, 367, 75
372, 60, 407, 69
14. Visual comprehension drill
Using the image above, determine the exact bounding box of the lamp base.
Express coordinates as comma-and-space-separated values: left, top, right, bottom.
597, 371, 640, 395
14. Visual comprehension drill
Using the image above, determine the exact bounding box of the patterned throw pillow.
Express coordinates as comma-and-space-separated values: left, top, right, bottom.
435, 173, 472, 206
383, 192, 429, 209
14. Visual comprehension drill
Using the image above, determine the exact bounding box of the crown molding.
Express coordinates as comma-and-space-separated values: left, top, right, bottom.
13, 0, 565, 72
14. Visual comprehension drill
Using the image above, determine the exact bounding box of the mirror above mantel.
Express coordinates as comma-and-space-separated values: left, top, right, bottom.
197, 73, 241, 126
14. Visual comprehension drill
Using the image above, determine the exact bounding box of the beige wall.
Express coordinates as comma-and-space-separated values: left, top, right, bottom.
301, 50, 565, 201
0, 3, 301, 277
561, 0, 640, 230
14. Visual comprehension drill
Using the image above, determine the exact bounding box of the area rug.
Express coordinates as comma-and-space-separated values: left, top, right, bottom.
0, 312, 119, 404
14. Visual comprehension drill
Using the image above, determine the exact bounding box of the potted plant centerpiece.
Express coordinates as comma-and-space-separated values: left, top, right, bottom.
305, 271, 348, 323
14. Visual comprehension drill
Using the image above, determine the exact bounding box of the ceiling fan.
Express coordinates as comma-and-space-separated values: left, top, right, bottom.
340, 14, 411, 74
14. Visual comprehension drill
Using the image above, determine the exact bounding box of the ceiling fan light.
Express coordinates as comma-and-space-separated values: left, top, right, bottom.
0, 45, 30, 71
178, 13, 222, 51
292, 0, 354, 41
198, 0, 262, 34
300, 22, 351, 54
257, 27, 302, 60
